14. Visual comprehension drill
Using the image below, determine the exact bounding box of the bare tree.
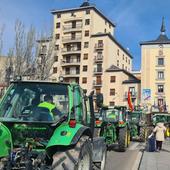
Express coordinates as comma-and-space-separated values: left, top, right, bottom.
8, 20, 37, 79
35, 32, 55, 80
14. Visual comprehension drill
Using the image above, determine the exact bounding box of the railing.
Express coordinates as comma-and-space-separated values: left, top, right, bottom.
63, 24, 82, 31
93, 80, 102, 86
63, 70, 80, 76
61, 59, 80, 65
62, 35, 82, 42
94, 43, 104, 49
151, 105, 168, 112
94, 68, 103, 73
94, 55, 103, 62
124, 92, 137, 98
62, 47, 81, 53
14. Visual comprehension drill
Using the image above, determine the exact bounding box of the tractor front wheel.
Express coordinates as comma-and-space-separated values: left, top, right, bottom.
118, 127, 129, 152
52, 137, 92, 170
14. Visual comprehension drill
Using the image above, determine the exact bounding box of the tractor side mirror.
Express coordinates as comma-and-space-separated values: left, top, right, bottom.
96, 93, 103, 108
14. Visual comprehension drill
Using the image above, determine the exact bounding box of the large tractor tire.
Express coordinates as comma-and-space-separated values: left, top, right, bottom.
93, 146, 107, 170
139, 127, 147, 142
118, 127, 129, 152
52, 137, 92, 170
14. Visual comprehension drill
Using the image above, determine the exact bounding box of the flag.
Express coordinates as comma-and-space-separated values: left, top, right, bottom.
127, 90, 134, 111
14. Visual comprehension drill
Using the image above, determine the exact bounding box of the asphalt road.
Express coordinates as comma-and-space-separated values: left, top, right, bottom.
105, 142, 145, 170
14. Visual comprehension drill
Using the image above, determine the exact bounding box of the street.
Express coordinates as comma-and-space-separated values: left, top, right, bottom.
105, 142, 145, 170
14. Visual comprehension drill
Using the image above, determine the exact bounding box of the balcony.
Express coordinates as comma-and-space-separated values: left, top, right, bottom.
62, 71, 80, 78
124, 92, 137, 99
94, 68, 103, 74
94, 55, 103, 62
62, 35, 82, 43
93, 80, 102, 87
61, 59, 80, 66
62, 47, 81, 55
63, 24, 82, 32
94, 43, 104, 50
151, 105, 168, 113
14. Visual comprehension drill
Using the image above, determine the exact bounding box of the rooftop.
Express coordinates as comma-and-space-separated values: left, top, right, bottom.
51, 2, 115, 27
140, 17, 170, 45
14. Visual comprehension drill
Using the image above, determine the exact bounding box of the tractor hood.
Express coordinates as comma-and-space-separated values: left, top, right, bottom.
1, 121, 54, 151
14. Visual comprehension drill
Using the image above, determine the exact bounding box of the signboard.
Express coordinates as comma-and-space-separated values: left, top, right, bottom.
142, 89, 151, 101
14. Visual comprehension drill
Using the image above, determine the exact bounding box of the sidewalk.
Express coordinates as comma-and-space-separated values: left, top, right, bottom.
139, 139, 170, 170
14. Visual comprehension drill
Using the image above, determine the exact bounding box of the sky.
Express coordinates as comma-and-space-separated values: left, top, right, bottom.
1, 0, 170, 70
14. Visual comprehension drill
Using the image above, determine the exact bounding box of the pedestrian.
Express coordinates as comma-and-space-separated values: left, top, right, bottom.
153, 122, 166, 152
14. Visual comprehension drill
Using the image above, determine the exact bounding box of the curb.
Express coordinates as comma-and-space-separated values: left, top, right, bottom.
132, 151, 143, 170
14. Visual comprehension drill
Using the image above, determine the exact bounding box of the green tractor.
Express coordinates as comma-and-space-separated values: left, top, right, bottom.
0, 81, 106, 170
128, 109, 147, 142
95, 102, 130, 152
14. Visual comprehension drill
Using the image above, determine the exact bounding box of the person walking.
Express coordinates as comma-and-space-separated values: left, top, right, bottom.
153, 122, 166, 152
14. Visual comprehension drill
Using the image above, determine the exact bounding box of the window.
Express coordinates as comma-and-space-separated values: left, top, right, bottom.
109, 24, 111, 28
56, 22, 60, 28
57, 13, 61, 18
123, 54, 124, 60
129, 87, 135, 96
110, 89, 115, 96
86, 9, 90, 14
54, 56, 58, 62
85, 19, 90, 25
158, 85, 164, 93
83, 53, 88, 60
122, 64, 124, 69
84, 42, 89, 48
110, 101, 115, 106
158, 58, 164, 66
55, 34, 60, 40
55, 45, 59, 51
71, 12, 75, 16
126, 57, 127, 62
96, 88, 101, 94
85, 30, 89, 37
110, 76, 116, 83
82, 77, 87, 84
125, 66, 127, 70
117, 49, 119, 56
158, 71, 164, 79
117, 60, 119, 67
53, 67, 57, 73
104, 29, 106, 33
83, 65, 88, 72
129, 59, 130, 64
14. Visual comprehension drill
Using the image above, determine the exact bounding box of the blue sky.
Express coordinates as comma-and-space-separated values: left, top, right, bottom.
1, 0, 170, 70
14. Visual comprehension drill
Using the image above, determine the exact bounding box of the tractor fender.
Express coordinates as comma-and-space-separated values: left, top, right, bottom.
46, 123, 92, 157
0, 123, 12, 158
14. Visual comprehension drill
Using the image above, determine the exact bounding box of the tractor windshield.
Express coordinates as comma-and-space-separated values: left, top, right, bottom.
0, 82, 69, 122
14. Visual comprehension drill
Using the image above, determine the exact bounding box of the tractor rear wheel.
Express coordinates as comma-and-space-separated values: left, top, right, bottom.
139, 127, 147, 142
52, 137, 92, 170
118, 127, 128, 152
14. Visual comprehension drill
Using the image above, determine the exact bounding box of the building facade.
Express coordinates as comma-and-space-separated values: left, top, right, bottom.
141, 18, 170, 112
38, 2, 140, 107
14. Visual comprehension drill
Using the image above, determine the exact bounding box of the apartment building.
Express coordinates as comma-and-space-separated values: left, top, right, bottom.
141, 18, 170, 112
37, 1, 140, 107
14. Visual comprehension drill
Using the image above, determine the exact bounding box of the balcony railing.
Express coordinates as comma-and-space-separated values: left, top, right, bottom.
94, 55, 103, 62
94, 68, 103, 74
62, 71, 80, 77
62, 47, 81, 53
94, 43, 104, 50
151, 105, 168, 113
93, 80, 102, 86
61, 59, 80, 65
62, 35, 82, 42
63, 24, 82, 31
124, 92, 137, 98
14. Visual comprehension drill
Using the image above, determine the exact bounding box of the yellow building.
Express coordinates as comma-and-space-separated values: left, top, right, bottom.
141, 18, 170, 112
37, 2, 140, 107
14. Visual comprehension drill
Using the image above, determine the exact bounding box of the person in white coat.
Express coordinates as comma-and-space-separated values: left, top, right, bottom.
153, 122, 166, 151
